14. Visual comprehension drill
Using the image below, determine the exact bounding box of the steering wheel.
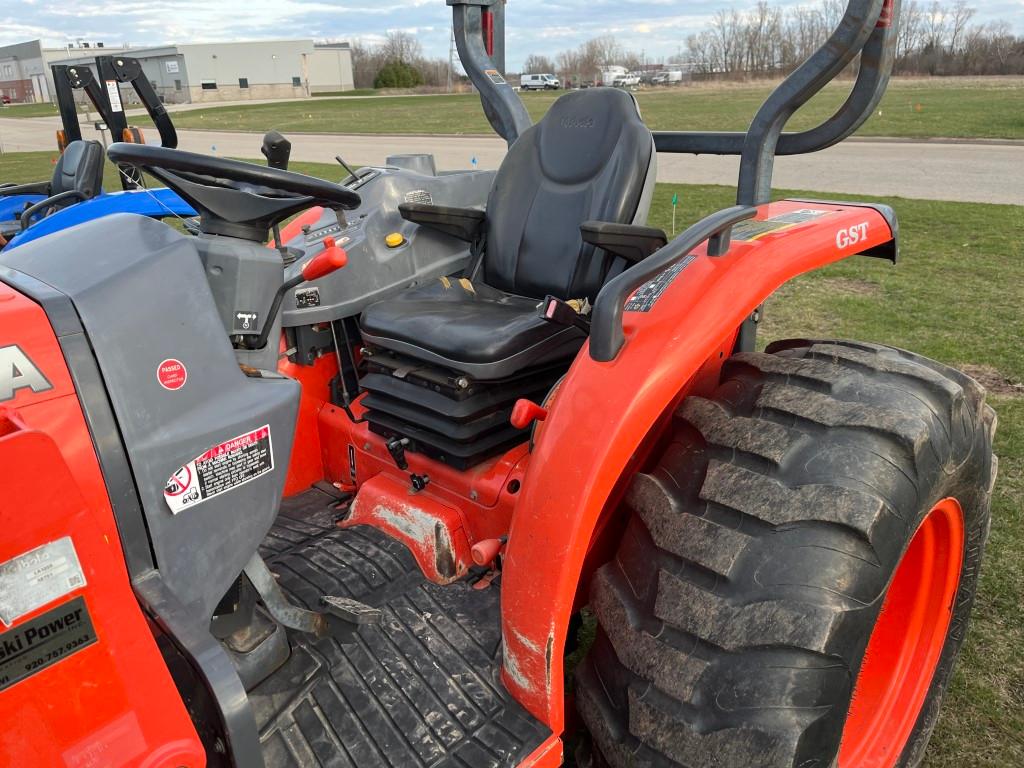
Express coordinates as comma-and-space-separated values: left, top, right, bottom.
107, 142, 360, 239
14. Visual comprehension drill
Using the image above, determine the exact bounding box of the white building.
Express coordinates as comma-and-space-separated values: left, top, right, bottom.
0, 39, 354, 105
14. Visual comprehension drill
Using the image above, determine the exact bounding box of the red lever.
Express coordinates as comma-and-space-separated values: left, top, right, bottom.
510, 399, 548, 430
471, 538, 505, 567
302, 237, 347, 281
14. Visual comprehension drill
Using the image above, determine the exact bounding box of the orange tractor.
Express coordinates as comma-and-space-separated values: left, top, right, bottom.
0, 0, 996, 766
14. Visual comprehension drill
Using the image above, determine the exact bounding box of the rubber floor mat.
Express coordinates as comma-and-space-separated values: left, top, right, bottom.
251, 488, 552, 767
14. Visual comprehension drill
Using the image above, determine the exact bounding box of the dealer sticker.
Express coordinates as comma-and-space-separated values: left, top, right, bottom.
164, 425, 274, 514
0, 596, 97, 692
0, 537, 87, 627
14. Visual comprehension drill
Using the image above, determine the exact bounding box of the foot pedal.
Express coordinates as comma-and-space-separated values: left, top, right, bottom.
320, 596, 382, 642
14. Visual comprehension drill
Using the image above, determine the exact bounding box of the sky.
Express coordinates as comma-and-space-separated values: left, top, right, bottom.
3, 0, 1023, 69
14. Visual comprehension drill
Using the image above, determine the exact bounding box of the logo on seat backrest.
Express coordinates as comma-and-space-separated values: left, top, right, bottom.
559, 116, 595, 129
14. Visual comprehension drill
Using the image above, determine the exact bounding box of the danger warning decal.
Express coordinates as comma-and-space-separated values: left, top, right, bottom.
164, 425, 274, 514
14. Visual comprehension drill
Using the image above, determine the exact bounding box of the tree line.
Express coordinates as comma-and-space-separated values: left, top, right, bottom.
521, 1, 1023, 81
342, 2, 1022, 92
684, 0, 1023, 77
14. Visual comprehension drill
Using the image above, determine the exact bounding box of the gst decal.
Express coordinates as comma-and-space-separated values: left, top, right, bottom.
836, 222, 870, 249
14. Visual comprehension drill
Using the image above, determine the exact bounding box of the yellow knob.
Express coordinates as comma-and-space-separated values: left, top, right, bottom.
385, 233, 405, 248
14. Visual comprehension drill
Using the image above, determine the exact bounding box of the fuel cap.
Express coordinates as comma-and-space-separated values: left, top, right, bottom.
385, 232, 406, 248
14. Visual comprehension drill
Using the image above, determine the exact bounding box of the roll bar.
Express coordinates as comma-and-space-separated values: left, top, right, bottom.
451, 0, 898, 203
50, 56, 179, 191
50, 64, 106, 147
96, 56, 178, 152
590, 0, 901, 360
448, 0, 531, 146
654, 0, 899, 205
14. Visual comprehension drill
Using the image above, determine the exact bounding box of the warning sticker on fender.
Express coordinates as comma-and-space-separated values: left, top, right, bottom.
0, 596, 97, 693
164, 425, 274, 514
731, 208, 832, 241
0, 537, 86, 627
625, 255, 697, 313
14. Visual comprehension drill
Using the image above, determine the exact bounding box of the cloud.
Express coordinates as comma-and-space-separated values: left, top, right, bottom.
2, 0, 1022, 66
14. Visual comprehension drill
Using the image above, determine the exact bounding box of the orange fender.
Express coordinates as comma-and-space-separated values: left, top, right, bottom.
499, 199, 897, 729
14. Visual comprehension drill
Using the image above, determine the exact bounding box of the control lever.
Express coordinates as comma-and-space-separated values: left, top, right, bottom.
262, 131, 292, 170
386, 437, 410, 470
386, 436, 431, 493
249, 238, 347, 350
335, 154, 359, 186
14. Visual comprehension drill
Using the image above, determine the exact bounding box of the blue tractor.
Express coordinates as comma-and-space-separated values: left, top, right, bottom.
0, 55, 196, 250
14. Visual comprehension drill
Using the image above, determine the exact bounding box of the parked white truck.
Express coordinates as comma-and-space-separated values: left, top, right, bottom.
598, 66, 628, 86
521, 73, 560, 90
653, 69, 685, 85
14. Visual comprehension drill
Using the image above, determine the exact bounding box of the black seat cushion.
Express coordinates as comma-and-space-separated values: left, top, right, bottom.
360, 278, 584, 379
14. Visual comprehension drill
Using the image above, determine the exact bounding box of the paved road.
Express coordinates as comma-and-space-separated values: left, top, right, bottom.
2, 116, 1021, 205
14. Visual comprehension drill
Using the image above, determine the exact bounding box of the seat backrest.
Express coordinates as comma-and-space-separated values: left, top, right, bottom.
483, 88, 656, 301
50, 140, 105, 200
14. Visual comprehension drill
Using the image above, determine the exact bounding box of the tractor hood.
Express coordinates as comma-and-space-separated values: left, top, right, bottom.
0, 213, 300, 622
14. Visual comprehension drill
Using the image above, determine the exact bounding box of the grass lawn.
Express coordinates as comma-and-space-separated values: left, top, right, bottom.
312, 88, 383, 98
0, 102, 60, 119
1, 150, 1021, 765
142, 78, 1024, 140
0, 150, 345, 190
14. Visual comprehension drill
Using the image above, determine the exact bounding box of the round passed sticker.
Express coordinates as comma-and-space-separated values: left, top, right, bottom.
157, 358, 187, 391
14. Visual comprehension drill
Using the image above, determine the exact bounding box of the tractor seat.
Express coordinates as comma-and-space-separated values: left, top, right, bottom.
360, 88, 656, 381
0, 140, 105, 236
50, 140, 105, 201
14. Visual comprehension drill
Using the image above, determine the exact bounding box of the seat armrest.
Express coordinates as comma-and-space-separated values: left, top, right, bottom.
580, 221, 668, 264
399, 203, 486, 243
0, 180, 51, 198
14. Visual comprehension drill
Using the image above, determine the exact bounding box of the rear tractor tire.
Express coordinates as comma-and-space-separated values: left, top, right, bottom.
575, 339, 997, 768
